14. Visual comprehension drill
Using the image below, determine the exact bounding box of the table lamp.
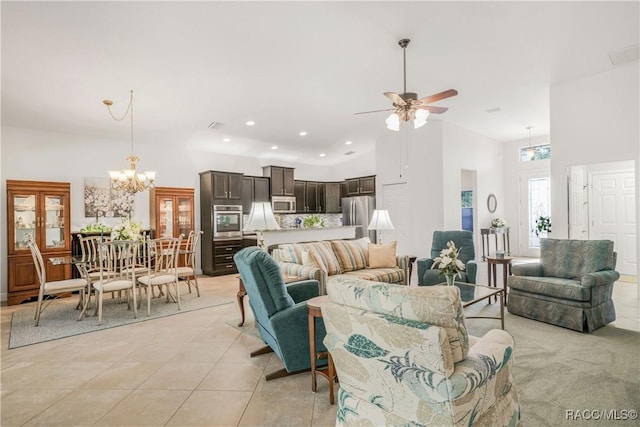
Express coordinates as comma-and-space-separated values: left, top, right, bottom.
367, 209, 395, 244
244, 202, 280, 249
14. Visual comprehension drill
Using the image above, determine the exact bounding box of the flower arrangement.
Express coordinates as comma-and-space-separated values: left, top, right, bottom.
110, 218, 143, 241
303, 214, 325, 228
80, 222, 112, 233
534, 216, 551, 237
491, 217, 507, 228
431, 240, 466, 282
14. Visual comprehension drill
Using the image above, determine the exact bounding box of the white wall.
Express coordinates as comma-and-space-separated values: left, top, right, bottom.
550, 61, 639, 280
374, 120, 503, 259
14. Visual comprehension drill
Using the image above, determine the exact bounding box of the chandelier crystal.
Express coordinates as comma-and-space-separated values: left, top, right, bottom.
104, 90, 156, 193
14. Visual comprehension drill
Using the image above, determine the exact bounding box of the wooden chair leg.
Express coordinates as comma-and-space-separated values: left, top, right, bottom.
250, 345, 274, 357
265, 367, 310, 381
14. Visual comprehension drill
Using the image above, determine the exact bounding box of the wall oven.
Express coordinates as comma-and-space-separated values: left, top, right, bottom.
213, 205, 243, 240
272, 196, 296, 214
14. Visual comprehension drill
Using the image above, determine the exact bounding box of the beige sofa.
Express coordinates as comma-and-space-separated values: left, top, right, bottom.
271, 237, 410, 295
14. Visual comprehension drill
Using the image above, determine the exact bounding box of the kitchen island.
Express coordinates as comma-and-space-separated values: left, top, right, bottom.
253, 226, 358, 248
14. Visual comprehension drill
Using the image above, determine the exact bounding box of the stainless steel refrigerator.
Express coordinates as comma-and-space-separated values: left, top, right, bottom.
342, 195, 376, 241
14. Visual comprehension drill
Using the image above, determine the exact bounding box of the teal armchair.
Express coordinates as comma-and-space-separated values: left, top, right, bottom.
417, 230, 478, 286
234, 247, 327, 380
507, 238, 619, 332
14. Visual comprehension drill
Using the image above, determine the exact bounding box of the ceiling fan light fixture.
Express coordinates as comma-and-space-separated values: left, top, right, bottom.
413, 109, 429, 129
385, 112, 400, 131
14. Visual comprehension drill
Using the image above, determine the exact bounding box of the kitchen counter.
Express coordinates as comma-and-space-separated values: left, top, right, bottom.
259, 226, 358, 248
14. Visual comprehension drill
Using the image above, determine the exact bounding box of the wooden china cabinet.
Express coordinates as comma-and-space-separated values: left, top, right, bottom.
6, 180, 72, 306
150, 187, 195, 266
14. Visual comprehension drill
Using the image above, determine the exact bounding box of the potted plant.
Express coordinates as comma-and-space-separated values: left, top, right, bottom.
302, 215, 325, 228
534, 216, 551, 237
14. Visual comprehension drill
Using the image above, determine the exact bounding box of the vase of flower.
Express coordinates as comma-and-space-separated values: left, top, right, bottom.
431, 240, 465, 286
444, 273, 456, 286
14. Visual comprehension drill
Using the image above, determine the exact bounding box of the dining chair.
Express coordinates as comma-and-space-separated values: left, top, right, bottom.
27, 240, 89, 327
176, 230, 203, 297
78, 233, 110, 301
137, 237, 182, 316
94, 240, 139, 325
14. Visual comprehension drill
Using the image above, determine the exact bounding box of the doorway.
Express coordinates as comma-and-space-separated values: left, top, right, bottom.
518, 169, 551, 257
461, 169, 476, 233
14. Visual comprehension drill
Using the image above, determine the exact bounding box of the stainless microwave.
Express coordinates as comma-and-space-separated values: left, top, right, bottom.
213, 205, 243, 239
272, 196, 296, 214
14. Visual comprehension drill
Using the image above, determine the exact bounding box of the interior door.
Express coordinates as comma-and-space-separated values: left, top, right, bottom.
589, 170, 637, 275
518, 170, 551, 257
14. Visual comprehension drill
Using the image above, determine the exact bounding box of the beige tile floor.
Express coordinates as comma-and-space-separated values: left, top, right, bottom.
1, 261, 637, 426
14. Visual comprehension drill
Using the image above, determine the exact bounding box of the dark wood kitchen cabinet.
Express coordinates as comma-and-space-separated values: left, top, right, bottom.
263, 166, 295, 196
211, 171, 242, 201
295, 180, 322, 213
324, 182, 342, 213
346, 175, 376, 196
241, 176, 270, 213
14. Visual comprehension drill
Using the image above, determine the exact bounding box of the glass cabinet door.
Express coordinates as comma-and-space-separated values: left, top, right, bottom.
43, 194, 66, 249
158, 197, 174, 238
12, 194, 37, 252
177, 196, 193, 237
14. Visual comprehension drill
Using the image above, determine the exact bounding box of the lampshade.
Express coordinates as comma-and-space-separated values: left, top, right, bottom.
367, 209, 395, 231
413, 109, 429, 129
244, 202, 280, 231
385, 113, 400, 131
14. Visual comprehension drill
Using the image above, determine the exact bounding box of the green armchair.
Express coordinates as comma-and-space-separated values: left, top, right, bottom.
507, 238, 619, 332
234, 247, 327, 380
417, 230, 478, 286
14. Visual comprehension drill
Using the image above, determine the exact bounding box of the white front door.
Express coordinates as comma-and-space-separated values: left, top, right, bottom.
590, 170, 637, 275
518, 170, 551, 257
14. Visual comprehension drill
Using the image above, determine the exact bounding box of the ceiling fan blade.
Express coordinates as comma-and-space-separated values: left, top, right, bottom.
384, 92, 406, 105
420, 105, 449, 114
354, 108, 395, 115
418, 89, 458, 104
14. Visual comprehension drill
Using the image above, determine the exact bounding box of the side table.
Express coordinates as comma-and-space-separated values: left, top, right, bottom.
486, 256, 513, 304
236, 275, 303, 326
307, 295, 336, 405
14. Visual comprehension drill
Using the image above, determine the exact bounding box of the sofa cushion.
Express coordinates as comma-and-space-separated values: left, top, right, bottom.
540, 239, 615, 280
331, 238, 369, 272
369, 241, 397, 268
508, 275, 589, 302
301, 249, 328, 273
327, 276, 469, 363
341, 268, 405, 284
303, 241, 343, 275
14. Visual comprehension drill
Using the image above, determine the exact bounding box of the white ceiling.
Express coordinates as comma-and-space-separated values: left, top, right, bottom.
2, 1, 638, 165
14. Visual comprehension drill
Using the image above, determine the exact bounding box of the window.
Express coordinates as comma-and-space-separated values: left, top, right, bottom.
520, 144, 551, 162
461, 191, 473, 232
461, 191, 473, 208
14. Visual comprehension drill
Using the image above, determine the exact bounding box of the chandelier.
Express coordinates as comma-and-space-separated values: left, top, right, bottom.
104, 90, 156, 193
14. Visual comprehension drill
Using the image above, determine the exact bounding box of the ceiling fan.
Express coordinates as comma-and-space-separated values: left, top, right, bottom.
355, 38, 458, 131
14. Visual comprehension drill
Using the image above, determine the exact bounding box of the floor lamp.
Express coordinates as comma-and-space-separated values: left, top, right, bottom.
244, 202, 280, 249
367, 209, 395, 244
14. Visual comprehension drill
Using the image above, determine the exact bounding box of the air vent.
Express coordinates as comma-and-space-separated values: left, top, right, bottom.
486, 107, 501, 113
608, 44, 639, 66
208, 121, 223, 129
344, 151, 355, 156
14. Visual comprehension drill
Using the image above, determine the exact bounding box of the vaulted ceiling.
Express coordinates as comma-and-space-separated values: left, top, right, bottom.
2, 1, 638, 165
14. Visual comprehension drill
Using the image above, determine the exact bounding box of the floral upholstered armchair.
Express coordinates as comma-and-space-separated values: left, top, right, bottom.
507, 238, 619, 332
322, 277, 520, 426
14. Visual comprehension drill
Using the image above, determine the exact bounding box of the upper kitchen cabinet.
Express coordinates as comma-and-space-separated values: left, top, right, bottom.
241, 176, 270, 213
150, 187, 194, 239
205, 171, 242, 202
324, 182, 342, 213
295, 180, 322, 213
7, 180, 72, 305
346, 175, 376, 196
263, 166, 295, 196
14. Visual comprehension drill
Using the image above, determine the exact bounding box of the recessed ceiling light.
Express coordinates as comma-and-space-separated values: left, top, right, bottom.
222, 138, 231, 142
271, 146, 278, 150
319, 153, 326, 157
299, 131, 307, 136
246, 120, 255, 126
345, 140, 353, 145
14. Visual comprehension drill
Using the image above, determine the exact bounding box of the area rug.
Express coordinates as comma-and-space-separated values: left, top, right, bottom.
231, 305, 640, 426
9, 293, 234, 349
